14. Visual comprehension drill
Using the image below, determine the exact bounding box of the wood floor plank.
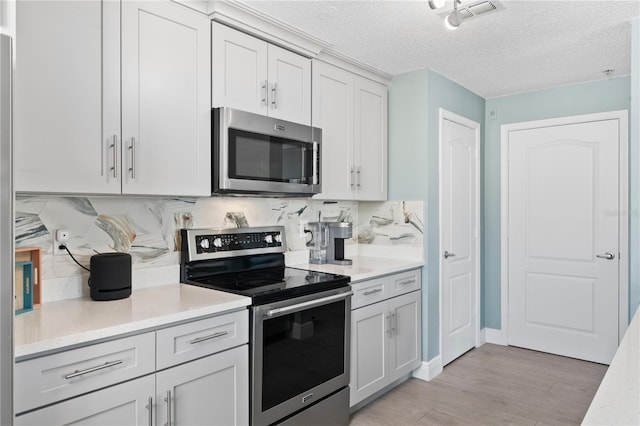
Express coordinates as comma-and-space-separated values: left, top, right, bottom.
350, 344, 606, 426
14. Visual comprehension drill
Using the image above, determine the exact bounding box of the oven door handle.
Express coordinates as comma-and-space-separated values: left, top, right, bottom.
264, 291, 353, 317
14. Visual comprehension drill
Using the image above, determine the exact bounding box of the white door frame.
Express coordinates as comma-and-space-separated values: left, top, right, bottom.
500, 110, 630, 345
439, 108, 482, 360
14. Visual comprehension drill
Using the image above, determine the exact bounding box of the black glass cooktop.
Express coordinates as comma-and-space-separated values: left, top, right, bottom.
185, 266, 349, 305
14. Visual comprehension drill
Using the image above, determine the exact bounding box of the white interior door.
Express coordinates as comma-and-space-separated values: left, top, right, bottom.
507, 118, 621, 365
440, 111, 479, 366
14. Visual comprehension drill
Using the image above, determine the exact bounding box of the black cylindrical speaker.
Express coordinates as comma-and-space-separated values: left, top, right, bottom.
89, 253, 132, 301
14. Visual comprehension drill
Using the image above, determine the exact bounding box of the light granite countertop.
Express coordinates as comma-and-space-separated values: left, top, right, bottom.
14, 283, 250, 360
582, 308, 640, 425
289, 255, 424, 283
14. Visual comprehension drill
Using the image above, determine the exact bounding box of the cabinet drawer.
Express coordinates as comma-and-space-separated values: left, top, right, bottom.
15, 332, 155, 414
351, 278, 387, 310
388, 269, 421, 298
14, 374, 155, 426
156, 309, 248, 369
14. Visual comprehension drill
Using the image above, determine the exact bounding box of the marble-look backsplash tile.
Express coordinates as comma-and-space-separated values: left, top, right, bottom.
15, 195, 423, 301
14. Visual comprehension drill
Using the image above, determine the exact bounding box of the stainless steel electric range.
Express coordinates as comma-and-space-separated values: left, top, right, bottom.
180, 226, 351, 426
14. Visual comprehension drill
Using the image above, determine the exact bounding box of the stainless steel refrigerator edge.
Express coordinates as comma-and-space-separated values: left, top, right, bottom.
0, 33, 14, 424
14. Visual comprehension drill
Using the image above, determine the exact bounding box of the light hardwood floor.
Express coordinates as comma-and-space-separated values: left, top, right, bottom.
349, 343, 607, 426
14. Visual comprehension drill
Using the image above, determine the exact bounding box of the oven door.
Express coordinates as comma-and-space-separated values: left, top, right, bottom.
214, 107, 321, 196
251, 287, 352, 426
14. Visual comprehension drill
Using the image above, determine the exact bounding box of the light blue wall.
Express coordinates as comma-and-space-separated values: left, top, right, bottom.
484, 76, 634, 329
388, 69, 430, 360
390, 50, 635, 360
631, 17, 639, 320
388, 69, 485, 361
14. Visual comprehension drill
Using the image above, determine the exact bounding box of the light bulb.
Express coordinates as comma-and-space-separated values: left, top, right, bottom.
445, 10, 462, 30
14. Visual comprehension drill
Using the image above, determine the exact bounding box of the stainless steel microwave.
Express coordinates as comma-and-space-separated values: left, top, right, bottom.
213, 107, 321, 196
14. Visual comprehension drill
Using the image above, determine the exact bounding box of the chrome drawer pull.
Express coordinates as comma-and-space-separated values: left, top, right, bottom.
399, 279, 415, 286
363, 289, 382, 296
189, 331, 229, 345
64, 359, 123, 379
165, 390, 172, 426
146, 397, 153, 426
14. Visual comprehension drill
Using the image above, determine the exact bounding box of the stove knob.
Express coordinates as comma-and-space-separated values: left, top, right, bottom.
213, 237, 223, 248
274, 234, 282, 243
199, 238, 210, 249
264, 234, 273, 244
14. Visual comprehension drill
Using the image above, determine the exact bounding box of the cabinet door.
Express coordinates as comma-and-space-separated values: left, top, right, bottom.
212, 22, 268, 115
156, 345, 249, 426
14, 375, 154, 426
311, 61, 355, 200
354, 76, 388, 201
267, 44, 311, 125
389, 291, 422, 382
14, 0, 120, 194
121, 1, 211, 196
350, 301, 389, 407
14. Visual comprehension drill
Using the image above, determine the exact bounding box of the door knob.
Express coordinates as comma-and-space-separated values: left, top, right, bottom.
596, 252, 615, 260
444, 250, 456, 259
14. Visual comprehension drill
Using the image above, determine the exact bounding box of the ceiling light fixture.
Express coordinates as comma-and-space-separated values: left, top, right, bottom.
445, 0, 463, 30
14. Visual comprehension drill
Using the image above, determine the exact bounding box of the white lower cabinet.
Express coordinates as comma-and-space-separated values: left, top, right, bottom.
349, 270, 422, 407
15, 311, 249, 426
15, 375, 155, 426
156, 345, 248, 426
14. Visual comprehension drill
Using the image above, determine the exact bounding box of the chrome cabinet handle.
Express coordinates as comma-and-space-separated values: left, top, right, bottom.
265, 291, 353, 317
391, 312, 397, 336
363, 288, 382, 296
271, 83, 278, 109
146, 397, 153, 426
110, 135, 118, 178
261, 80, 268, 106
596, 252, 615, 260
350, 167, 355, 189
385, 314, 391, 336
128, 137, 136, 179
444, 250, 456, 259
189, 331, 228, 345
164, 390, 172, 426
64, 359, 123, 379
399, 279, 415, 286
356, 167, 362, 188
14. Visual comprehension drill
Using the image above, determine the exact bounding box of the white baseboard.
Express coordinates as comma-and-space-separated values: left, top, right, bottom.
412, 356, 443, 381
477, 327, 487, 346
485, 328, 508, 345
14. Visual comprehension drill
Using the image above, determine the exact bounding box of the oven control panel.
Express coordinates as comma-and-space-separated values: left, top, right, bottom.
182, 227, 286, 262
195, 231, 282, 254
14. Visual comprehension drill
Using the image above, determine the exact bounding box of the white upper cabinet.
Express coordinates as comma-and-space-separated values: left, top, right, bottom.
354, 76, 388, 201
15, 0, 119, 194
212, 23, 268, 116
121, 1, 211, 196
312, 60, 388, 201
311, 61, 355, 200
212, 22, 311, 125
14, 0, 211, 196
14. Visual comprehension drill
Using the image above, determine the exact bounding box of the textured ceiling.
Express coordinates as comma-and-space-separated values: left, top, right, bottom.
243, 0, 640, 98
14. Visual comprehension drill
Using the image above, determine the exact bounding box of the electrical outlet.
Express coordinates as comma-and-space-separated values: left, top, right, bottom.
53, 229, 71, 255
299, 220, 309, 237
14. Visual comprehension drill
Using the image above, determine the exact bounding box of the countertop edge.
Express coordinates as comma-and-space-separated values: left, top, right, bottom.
14, 284, 251, 359
582, 309, 640, 425
289, 255, 424, 283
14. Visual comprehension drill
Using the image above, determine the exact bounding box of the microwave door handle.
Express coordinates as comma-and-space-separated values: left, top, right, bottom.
312, 141, 319, 185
